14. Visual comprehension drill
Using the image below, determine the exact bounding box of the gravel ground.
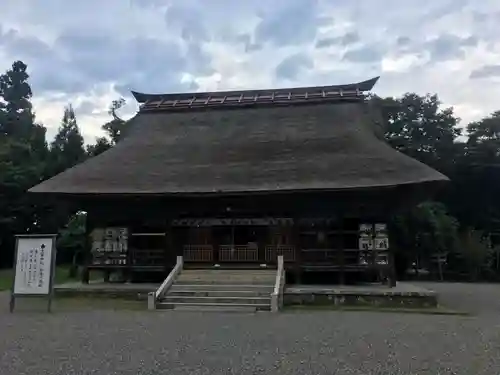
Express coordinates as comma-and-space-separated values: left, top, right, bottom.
1, 283, 500, 375
420, 281, 500, 316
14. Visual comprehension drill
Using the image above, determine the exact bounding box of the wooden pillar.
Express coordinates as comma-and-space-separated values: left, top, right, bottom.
212, 225, 220, 264
388, 251, 397, 287
386, 202, 398, 288
257, 225, 266, 264
373, 195, 397, 288
81, 209, 95, 284
122, 225, 132, 282
323, 219, 333, 284
165, 220, 173, 275
292, 218, 302, 284
338, 214, 346, 285
171, 224, 181, 260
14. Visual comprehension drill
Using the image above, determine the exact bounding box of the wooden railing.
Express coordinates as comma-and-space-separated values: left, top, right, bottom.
130, 248, 165, 266
271, 255, 285, 313
265, 245, 295, 262
148, 256, 183, 310
183, 245, 213, 262
219, 245, 258, 262
301, 248, 339, 263
301, 248, 363, 266
301, 248, 391, 267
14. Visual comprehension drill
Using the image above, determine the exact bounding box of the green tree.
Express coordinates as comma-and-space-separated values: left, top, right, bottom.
50, 104, 86, 174
57, 212, 86, 277
448, 112, 500, 231
0, 61, 48, 267
86, 136, 111, 157
456, 229, 493, 281
391, 201, 459, 278
0, 61, 36, 141
102, 98, 127, 144
380, 93, 462, 173
86, 98, 127, 157
41, 104, 87, 264
466, 111, 500, 164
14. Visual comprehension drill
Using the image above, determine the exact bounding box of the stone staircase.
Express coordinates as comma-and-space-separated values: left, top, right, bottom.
157, 269, 276, 312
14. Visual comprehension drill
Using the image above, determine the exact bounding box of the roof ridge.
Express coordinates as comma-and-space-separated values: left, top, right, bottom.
131, 77, 380, 113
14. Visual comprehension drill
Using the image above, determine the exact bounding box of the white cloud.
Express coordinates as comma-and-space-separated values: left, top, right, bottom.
1, 0, 500, 143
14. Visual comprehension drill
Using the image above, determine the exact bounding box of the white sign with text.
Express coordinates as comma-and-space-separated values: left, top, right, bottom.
13, 237, 54, 295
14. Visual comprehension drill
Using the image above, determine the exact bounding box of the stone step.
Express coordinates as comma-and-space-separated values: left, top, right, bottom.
163, 296, 271, 304
178, 274, 275, 279
181, 270, 277, 276
175, 278, 275, 285
157, 302, 270, 312
178, 273, 276, 278
177, 270, 276, 282
168, 289, 271, 297
171, 284, 274, 292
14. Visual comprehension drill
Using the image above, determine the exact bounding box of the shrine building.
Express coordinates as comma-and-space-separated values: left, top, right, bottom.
28, 77, 448, 286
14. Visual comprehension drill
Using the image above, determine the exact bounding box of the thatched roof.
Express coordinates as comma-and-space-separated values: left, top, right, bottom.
29, 78, 448, 196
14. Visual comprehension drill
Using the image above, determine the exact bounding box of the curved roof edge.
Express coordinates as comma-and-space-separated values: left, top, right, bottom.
131, 76, 380, 104
29, 174, 449, 196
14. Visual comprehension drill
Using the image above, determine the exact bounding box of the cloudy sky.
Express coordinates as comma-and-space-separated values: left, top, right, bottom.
1, 0, 500, 143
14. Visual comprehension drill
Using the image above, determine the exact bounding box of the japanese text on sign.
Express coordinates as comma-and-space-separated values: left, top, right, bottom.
13, 237, 54, 295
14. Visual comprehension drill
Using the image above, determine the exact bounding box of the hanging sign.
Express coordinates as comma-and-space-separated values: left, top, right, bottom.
358, 237, 374, 250
375, 252, 389, 265
374, 237, 389, 250
91, 227, 128, 265
10, 234, 57, 313
374, 223, 388, 237
359, 224, 373, 237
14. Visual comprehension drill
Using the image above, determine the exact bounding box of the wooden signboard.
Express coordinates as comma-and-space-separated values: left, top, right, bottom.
374, 223, 388, 237
91, 227, 128, 265
359, 224, 373, 237
358, 237, 374, 250
374, 237, 389, 250
10, 234, 57, 313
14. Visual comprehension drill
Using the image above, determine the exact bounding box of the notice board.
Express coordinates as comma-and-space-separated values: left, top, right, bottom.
10, 234, 57, 312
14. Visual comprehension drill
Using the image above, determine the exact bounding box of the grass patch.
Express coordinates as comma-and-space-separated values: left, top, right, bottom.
284, 304, 471, 316
53, 297, 146, 311
11, 296, 147, 312
0, 265, 102, 292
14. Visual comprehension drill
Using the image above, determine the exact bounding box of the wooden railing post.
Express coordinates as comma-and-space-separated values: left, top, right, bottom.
271, 255, 285, 312
147, 292, 156, 310
148, 255, 183, 310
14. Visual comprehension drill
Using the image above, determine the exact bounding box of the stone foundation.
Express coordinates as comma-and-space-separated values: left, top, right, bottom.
284, 283, 438, 308
54, 283, 158, 301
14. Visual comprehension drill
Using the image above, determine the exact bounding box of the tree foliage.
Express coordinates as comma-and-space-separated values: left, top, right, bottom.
455, 229, 493, 281
86, 136, 111, 157
0, 61, 35, 141
377, 94, 500, 279
102, 97, 127, 144
50, 104, 86, 175
0, 61, 47, 267
379, 93, 462, 174
0, 61, 121, 268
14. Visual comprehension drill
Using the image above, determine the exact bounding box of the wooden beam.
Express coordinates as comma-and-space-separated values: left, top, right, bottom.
81, 210, 95, 284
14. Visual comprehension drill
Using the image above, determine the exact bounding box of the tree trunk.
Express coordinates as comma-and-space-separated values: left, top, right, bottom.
68, 250, 79, 278
438, 257, 443, 281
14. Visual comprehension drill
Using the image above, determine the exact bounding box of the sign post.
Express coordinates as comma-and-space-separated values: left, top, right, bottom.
10, 234, 57, 313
